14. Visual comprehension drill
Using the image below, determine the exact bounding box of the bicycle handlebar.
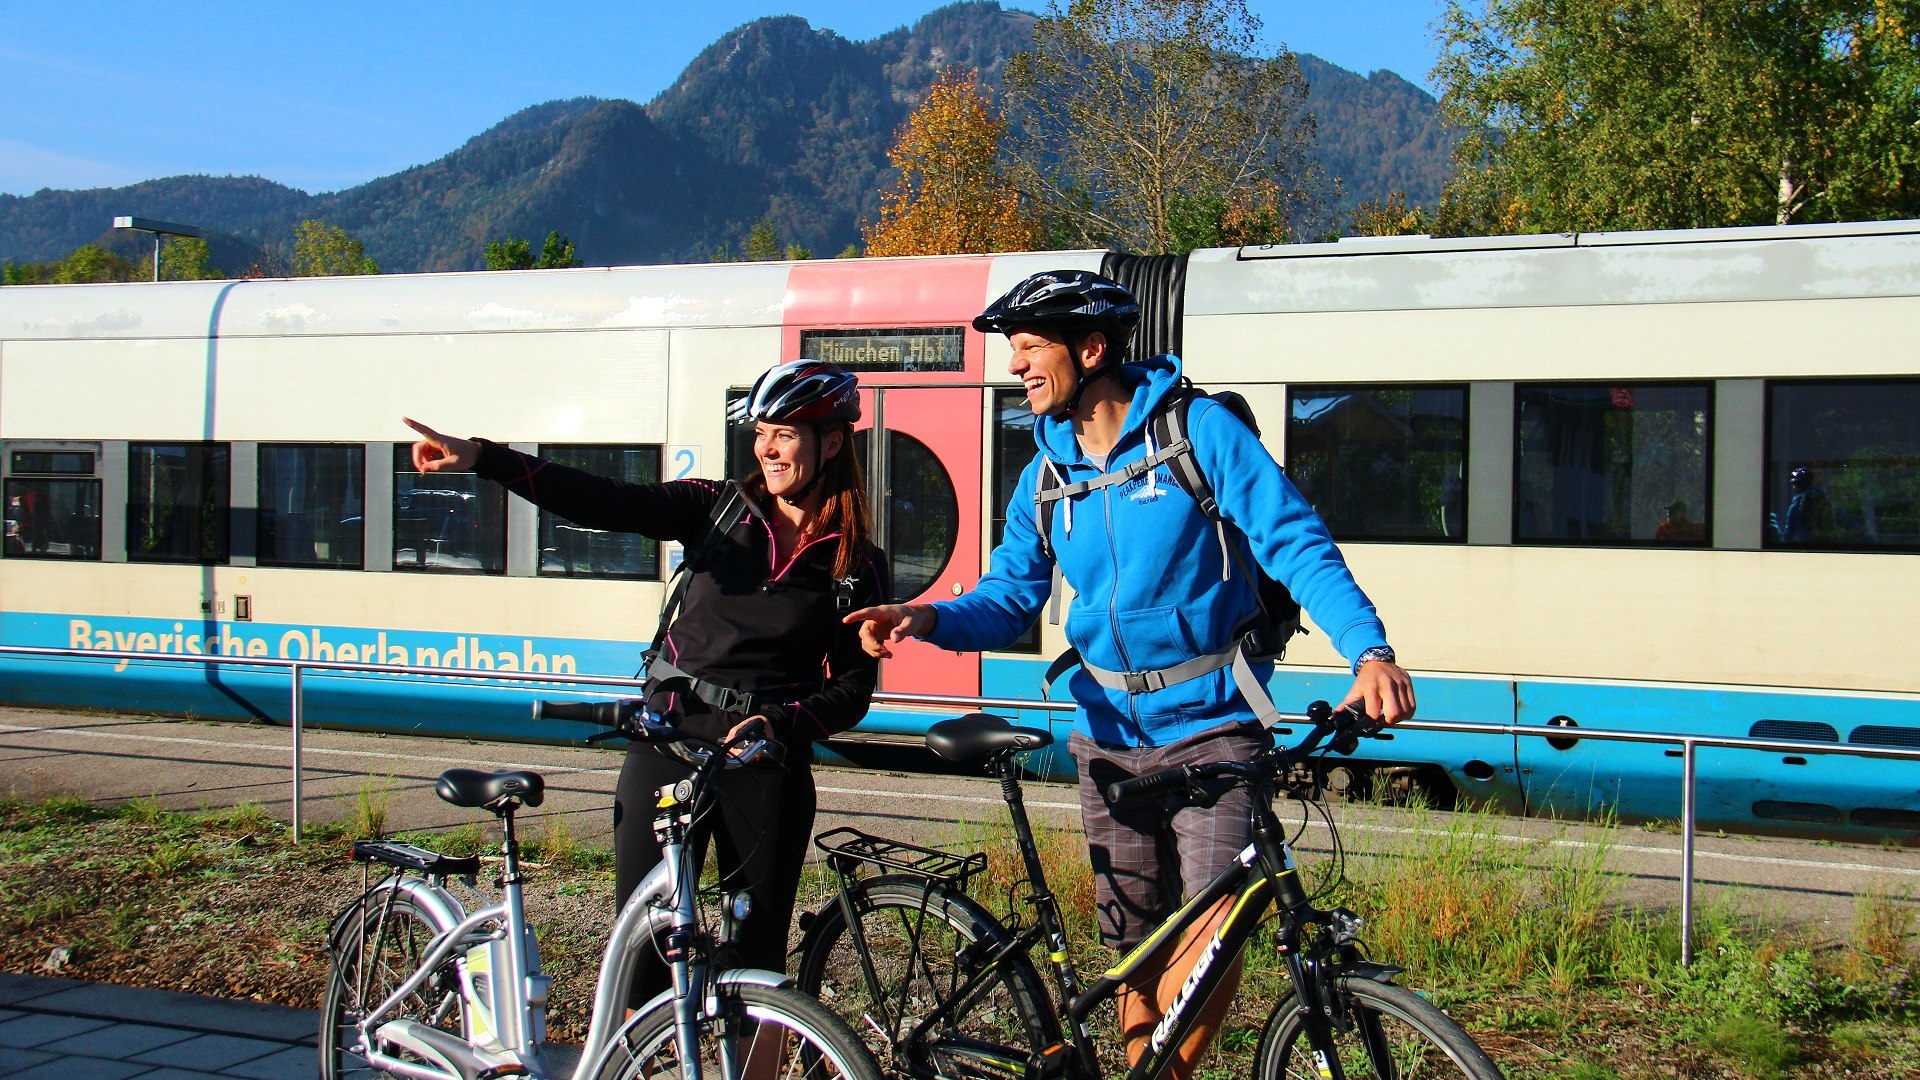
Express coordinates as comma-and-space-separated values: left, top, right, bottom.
1104, 700, 1379, 805
534, 696, 782, 764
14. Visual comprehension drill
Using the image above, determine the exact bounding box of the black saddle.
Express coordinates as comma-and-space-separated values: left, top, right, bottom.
926, 713, 1053, 764
436, 768, 545, 810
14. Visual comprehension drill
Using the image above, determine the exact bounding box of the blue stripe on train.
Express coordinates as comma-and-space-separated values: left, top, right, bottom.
6, 611, 1916, 838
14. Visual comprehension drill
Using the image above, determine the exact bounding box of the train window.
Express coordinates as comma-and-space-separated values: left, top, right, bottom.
867, 429, 959, 604
391, 446, 507, 575
1286, 384, 1467, 542
1765, 379, 1920, 553
1514, 383, 1712, 546
128, 443, 230, 564
5, 448, 102, 560
536, 445, 661, 579
991, 389, 1041, 652
258, 444, 365, 569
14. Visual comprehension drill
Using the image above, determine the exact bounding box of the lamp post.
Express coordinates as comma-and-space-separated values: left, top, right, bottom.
113, 216, 202, 282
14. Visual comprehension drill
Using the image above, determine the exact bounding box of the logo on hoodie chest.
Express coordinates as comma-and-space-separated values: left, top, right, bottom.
1117, 468, 1173, 503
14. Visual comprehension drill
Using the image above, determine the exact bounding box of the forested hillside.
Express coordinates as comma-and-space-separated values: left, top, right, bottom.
0, 2, 1452, 272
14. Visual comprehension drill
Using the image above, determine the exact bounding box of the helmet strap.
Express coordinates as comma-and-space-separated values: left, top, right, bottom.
1058, 331, 1114, 419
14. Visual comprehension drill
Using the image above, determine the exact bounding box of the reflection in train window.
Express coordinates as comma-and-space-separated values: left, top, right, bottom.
536, 445, 661, 579
5, 447, 102, 561
128, 443, 230, 564
1766, 379, 1920, 553
259, 445, 366, 569
992, 389, 1042, 652
854, 430, 959, 603
1515, 383, 1712, 546
392, 446, 506, 574
1287, 384, 1467, 542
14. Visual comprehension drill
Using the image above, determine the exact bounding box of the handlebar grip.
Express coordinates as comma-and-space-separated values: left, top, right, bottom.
1107, 765, 1191, 805
533, 699, 640, 728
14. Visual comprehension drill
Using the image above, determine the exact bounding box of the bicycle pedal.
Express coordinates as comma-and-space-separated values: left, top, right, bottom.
1035, 1042, 1073, 1078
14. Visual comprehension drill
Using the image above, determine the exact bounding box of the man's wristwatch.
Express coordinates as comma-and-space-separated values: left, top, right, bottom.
1354, 646, 1396, 672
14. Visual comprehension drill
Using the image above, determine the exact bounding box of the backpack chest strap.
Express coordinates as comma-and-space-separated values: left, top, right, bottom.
1033, 439, 1191, 506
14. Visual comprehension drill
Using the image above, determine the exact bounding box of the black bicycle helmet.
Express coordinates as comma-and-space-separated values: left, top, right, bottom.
973, 270, 1141, 338
727, 360, 860, 426
976, 270, 1141, 417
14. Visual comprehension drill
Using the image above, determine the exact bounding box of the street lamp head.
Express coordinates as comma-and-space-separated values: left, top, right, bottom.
113, 216, 202, 239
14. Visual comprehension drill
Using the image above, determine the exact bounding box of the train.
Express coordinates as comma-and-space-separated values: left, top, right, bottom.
3, 219, 1917, 842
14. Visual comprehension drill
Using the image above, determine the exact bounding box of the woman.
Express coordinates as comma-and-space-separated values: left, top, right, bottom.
404, 359, 887, 1003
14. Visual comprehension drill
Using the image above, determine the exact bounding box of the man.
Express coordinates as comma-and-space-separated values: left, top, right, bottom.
844, 270, 1414, 1079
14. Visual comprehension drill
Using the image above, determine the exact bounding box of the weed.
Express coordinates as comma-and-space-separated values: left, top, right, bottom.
350, 773, 395, 839
119, 795, 171, 826
1700, 1013, 1794, 1078
1850, 880, 1916, 964
145, 840, 201, 877
532, 815, 579, 868
12, 891, 87, 930
199, 801, 276, 836
106, 904, 144, 950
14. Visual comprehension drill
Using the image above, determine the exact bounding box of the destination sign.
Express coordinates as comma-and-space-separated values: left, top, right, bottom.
800, 327, 964, 372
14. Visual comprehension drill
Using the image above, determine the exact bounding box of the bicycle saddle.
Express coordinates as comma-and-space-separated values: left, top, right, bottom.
435, 768, 546, 810
926, 713, 1052, 764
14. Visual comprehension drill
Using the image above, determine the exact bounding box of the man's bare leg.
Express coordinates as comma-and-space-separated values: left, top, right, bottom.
1116, 894, 1246, 1080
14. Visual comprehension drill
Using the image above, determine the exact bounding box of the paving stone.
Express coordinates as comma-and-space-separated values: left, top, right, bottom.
0, 1011, 111, 1048
220, 1043, 316, 1078
0, 1047, 56, 1071
128, 1031, 291, 1071
35, 1019, 197, 1057
9, 1053, 155, 1079
0, 973, 82, 1008
29, 982, 317, 1042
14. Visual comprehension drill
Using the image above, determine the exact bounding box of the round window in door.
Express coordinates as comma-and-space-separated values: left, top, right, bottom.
853, 431, 958, 602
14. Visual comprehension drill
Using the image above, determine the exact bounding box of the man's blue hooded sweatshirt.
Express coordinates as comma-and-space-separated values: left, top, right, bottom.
925, 355, 1391, 748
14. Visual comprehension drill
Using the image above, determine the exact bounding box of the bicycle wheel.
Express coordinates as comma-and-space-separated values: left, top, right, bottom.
319, 891, 468, 1080
1254, 977, 1503, 1080
793, 875, 1059, 1078
595, 981, 885, 1080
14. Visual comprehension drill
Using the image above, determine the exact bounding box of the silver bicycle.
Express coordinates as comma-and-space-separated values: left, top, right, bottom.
320, 696, 883, 1080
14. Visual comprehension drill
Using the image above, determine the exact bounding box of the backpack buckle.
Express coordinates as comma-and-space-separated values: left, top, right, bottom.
1122, 670, 1164, 695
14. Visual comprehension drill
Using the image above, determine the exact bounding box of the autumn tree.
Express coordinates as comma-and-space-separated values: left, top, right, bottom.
291, 220, 379, 277
1003, 0, 1321, 253
864, 70, 1044, 256
1438, 0, 1920, 232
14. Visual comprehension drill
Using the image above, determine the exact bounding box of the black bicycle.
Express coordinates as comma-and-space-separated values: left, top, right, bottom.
791, 701, 1503, 1080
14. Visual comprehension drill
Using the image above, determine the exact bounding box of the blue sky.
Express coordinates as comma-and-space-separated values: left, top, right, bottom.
0, 1, 1451, 198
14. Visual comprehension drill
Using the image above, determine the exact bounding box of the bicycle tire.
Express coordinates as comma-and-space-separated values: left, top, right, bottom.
594, 981, 885, 1080
793, 875, 1060, 1079
319, 891, 468, 1080
1254, 977, 1504, 1080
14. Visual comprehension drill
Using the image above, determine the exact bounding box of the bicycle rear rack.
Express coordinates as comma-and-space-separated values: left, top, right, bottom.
813, 827, 986, 890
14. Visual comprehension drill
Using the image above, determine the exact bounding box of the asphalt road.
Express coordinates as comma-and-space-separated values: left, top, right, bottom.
4, 706, 1918, 938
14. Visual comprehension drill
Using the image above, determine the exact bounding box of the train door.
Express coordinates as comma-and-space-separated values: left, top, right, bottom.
781, 258, 997, 700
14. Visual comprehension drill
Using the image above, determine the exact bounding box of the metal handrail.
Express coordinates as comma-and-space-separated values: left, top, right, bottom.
5, 642, 1917, 965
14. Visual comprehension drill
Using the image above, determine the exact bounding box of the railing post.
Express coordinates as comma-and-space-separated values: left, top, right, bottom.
291, 662, 304, 843
1680, 737, 1698, 967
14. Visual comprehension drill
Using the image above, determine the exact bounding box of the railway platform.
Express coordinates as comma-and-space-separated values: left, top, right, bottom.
0, 972, 315, 1078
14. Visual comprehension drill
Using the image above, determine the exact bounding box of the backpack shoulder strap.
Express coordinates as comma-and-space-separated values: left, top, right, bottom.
1155, 388, 1219, 523
641, 481, 747, 670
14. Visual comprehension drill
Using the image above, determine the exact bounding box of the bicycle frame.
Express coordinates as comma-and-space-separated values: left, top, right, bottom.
875, 736, 1389, 1080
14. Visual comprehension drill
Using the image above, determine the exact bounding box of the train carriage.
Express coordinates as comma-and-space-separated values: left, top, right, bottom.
3, 219, 1917, 841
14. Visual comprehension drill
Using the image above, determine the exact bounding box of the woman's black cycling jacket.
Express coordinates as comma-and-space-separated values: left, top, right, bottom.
474, 441, 888, 752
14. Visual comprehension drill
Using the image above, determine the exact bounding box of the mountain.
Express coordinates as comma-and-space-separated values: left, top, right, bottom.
0, 2, 1454, 272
